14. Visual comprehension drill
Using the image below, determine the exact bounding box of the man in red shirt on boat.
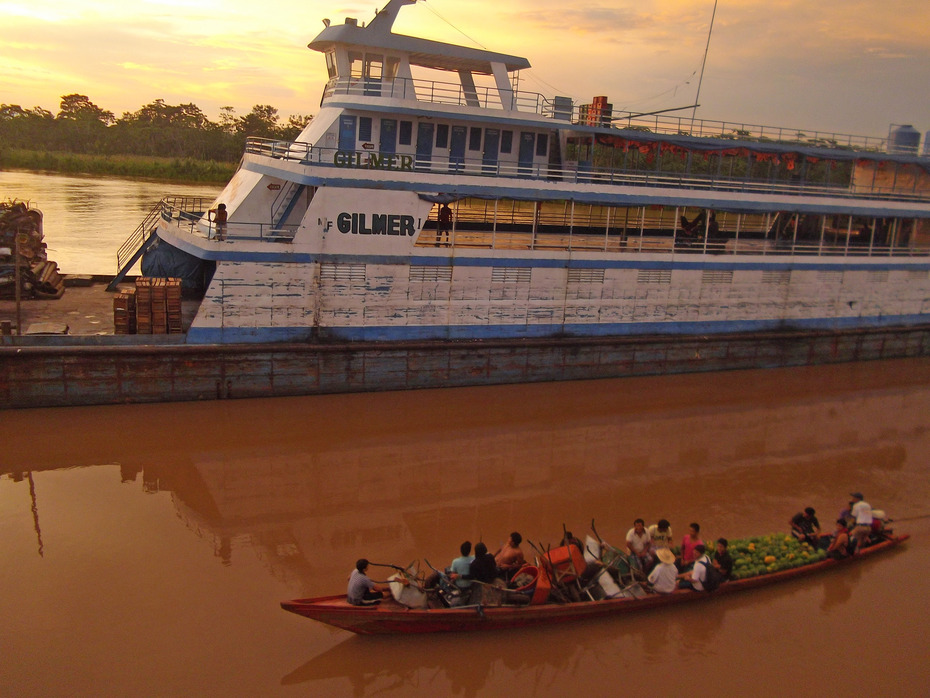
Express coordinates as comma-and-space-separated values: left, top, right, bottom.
494, 532, 526, 580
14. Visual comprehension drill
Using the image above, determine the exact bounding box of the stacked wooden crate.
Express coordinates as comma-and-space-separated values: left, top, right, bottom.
166, 278, 182, 333
113, 287, 136, 334
113, 277, 183, 334
135, 278, 153, 334
151, 279, 168, 334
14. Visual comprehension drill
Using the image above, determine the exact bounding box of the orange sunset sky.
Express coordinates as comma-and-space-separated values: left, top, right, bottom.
1, 0, 928, 138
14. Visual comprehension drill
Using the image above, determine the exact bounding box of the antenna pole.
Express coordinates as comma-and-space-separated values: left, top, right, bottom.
690, 0, 719, 131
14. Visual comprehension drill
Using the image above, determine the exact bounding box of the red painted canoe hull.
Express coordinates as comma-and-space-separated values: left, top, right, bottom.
280, 534, 908, 635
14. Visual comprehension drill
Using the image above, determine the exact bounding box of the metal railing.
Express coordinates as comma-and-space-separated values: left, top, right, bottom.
244, 137, 930, 204
321, 75, 900, 153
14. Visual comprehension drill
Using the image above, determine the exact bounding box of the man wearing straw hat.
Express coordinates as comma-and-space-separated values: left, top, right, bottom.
647, 548, 678, 594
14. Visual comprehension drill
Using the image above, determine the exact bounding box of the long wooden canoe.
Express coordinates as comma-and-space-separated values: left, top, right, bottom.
280, 534, 907, 635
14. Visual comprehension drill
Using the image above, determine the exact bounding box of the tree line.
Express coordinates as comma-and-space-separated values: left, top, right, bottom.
0, 94, 313, 163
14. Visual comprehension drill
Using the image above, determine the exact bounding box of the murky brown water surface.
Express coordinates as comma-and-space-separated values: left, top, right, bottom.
3, 360, 930, 696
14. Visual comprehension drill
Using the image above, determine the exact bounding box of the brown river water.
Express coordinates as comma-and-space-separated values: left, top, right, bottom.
2, 359, 930, 696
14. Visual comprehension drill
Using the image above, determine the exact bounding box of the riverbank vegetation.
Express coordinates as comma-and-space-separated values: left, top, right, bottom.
0, 95, 311, 182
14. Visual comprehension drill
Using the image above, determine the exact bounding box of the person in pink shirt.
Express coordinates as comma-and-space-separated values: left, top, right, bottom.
679, 522, 704, 571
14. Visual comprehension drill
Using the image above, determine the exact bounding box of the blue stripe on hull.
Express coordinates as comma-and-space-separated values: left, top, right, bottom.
186, 313, 929, 344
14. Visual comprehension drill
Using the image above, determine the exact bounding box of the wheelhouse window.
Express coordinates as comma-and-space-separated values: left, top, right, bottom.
349, 51, 363, 79
325, 51, 336, 79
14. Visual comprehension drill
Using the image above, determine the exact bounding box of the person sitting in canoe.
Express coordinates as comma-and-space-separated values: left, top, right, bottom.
647, 547, 678, 594
790, 507, 821, 546
494, 532, 526, 580
347, 559, 396, 606
826, 519, 852, 559
712, 538, 734, 580
447, 541, 475, 592
467, 542, 498, 584
677, 544, 712, 591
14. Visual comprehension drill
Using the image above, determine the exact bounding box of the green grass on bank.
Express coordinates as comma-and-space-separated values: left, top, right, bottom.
0, 149, 237, 184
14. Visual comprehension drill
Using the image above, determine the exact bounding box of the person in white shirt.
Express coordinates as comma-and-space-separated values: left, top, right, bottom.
677, 544, 711, 591
626, 518, 652, 571
849, 492, 873, 551
647, 547, 679, 594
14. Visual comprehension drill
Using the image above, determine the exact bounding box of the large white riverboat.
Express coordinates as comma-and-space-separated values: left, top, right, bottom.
126, 0, 930, 344
6, 0, 930, 410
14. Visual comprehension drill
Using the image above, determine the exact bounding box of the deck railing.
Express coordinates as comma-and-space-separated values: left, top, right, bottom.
244, 137, 930, 204
321, 75, 897, 153
133, 193, 929, 261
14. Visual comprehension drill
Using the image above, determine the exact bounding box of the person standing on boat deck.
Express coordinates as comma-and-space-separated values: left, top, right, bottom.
437, 203, 452, 245
849, 492, 873, 551
790, 507, 822, 546
678, 544, 711, 591
647, 547, 678, 594
712, 538, 733, 580
625, 518, 652, 572
448, 541, 475, 591
494, 532, 526, 579
209, 203, 227, 241
678, 523, 704, 571
347, 559, 392, 606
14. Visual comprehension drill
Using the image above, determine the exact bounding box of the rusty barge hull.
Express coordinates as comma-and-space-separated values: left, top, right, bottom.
3, 324, 929, 409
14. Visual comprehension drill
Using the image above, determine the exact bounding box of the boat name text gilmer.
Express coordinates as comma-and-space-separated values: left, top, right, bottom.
333, 151, 414, 171
337, 212, 419, 236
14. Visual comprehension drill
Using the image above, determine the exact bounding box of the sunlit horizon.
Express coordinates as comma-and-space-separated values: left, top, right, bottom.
0, 0, 928, 137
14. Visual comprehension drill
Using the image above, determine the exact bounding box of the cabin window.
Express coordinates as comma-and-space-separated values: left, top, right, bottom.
358, 117, 372, 142
325, 51, 336, 79
364, 55, 383, 80
385, 56, 400, 80
501, 130, 513, 154
536, 133, 549, 157
349, 51, 363, 79
399, 120, 412, 145
469, 127, 482, 151
436, 124, 449, 149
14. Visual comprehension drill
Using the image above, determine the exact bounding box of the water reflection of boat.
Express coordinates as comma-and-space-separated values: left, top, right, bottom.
280, 535, 907, 634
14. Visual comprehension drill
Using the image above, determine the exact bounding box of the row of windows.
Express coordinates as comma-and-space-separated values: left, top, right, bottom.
353, 116, 547, 155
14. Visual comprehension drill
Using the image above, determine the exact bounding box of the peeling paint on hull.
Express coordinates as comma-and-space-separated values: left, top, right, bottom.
3, 325, 928, 409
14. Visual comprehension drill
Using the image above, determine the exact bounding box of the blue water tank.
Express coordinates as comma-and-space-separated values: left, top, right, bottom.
888, 124, 920, 154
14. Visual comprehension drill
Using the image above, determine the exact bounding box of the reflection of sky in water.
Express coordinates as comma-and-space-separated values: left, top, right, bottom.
0, 170, 221, 274
2, 362, 930, 696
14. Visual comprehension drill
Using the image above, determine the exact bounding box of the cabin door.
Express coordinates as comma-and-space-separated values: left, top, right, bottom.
483, 128, 500, 173
449, 125, 467, 173
338, 115, 357, 152
416, 123, 435, 170
518, 132, 536, 175
380, 119, 397, 154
